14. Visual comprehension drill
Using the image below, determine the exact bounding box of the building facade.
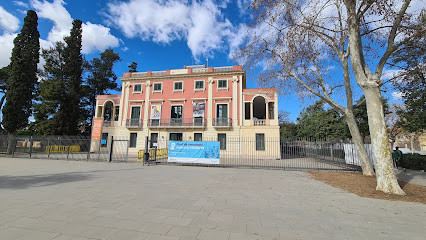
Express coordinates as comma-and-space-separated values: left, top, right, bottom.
93, 65, 280, 158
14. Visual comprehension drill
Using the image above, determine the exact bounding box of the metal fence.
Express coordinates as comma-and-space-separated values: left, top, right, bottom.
0, 135, 129, 162
140, 137, 361, 171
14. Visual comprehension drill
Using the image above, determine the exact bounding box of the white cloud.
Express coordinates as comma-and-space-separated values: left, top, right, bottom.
81, 22, 119, 54
106, 0, 234, 61
0, 6, 20, 33
14, 1, 29, 8
392, 91, 403, 100
31, 0, 119, 53
0, 33, 17, 68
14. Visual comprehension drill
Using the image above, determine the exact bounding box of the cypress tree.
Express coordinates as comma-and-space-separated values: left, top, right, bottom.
2, 10, 39, 150
60, 19, 83, 135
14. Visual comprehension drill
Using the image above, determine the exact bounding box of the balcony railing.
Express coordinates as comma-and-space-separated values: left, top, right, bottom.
253, 119, 266, 126
213, 66, 233, 72
126, 119, 142, 127
148, 118, 206, 127
212, 118, 232, 127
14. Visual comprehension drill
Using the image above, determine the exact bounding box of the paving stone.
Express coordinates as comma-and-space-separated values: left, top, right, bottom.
197, 229, 230, 240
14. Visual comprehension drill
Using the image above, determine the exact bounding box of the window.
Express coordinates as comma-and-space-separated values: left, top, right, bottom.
101, 133, 108, 147
174, 81, 183, 91
150, 133, 158, 148
130, 133, 137, 148
134, 84, 142, 92
269, 102, 274, 119
170, 133, 183, 141
194, 133, 202, 141
114, 106, 119, 121
171, 105, 183, 126
153, 82, 162, 92
245, 102, 251, 120
218, 133, 226, 150
195, 80, 204, 90
216, 104, 228, 126
256, 133, 265, 151
130, 106, 141, 126
218, 80, 227, 89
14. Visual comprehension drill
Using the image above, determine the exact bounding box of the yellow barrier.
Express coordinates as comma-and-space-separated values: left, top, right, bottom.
137, 148, 168, 162
45, 145, 80, 154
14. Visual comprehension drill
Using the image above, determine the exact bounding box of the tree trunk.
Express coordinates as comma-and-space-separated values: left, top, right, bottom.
363, 86, 405, 195
345, 111, 375, 175
7, 134, 16, 155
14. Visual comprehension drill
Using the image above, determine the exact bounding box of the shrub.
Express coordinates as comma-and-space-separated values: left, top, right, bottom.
402, 154, 426, 171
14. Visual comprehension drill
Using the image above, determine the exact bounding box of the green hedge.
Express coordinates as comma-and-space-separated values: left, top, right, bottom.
402, 154, 426, 171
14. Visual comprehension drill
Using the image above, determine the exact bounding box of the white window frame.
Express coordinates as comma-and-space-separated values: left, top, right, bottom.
215, 102, 229, 119
170, 104, 184, 119
130, 105, 142, 120
194, 80, 205, 92
152, 82, 163, 94
173, 81, 184, 92
217, 79, 228, 91
133, 84, 142, 93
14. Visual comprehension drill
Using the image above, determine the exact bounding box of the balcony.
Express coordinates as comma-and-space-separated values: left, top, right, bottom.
253, 119, 266, 126
103, 121, 112, 127
126, 119, 142, 128
212, 118, 232, 127
148, 118, 206, 128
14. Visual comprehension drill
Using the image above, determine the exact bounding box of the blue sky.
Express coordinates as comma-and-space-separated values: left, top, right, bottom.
0, 0, 410, 122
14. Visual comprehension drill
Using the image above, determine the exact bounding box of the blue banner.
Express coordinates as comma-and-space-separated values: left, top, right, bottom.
168, 141, 220, 164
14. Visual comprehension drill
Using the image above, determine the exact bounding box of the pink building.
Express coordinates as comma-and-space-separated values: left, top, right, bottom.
94, 65, 279, 157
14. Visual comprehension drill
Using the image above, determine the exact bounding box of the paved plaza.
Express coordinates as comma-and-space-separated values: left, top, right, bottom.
0, 158, 425, 240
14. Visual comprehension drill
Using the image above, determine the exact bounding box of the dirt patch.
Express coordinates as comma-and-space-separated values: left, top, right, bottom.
309, 171, 426, 204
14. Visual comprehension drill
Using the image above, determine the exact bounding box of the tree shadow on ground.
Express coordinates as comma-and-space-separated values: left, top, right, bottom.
0, 172, 93, 190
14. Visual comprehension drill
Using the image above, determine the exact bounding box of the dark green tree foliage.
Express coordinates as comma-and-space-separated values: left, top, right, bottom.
61, 19, 83, 135
85, 49, 121, 129
128, 61, 137, 72
2, 10, 40, 135
280, 122, 298, 139
0, 66, 10, 134
297, 101, 350, 140
391, 13, 426, 132
33, 42, 66, 135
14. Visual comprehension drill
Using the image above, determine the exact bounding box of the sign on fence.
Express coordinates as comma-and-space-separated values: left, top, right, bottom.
91, 118, 103, 141
168, 141, 220, 164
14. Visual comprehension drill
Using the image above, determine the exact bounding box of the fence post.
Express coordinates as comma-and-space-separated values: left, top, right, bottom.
143, 136, 149, 165
47, 139, 51, 159
87, 140, 91, 161
67, 144, 71, 160
330, 142, 334, 161
109, 136, 114, 162
125, 139, 129, 162
29, 136, 33, 157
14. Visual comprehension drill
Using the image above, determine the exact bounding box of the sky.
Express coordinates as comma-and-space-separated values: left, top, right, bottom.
0, 0, 418, 122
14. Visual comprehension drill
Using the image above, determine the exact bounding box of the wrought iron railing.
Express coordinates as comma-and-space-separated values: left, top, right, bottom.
148, 118, 206, 127
212, 118, 232, 127
126, 119, 142, 127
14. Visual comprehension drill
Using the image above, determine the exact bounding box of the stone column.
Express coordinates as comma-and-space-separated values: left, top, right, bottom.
207, 77, 214, 127
101, 105, 105, 120
143, 81, 151, 127
250, 102, 254, 125
232, 77, 238, 127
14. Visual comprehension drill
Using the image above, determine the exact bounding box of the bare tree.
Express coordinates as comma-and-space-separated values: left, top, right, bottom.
236, 0, 424, 194
235, 0, 375, 177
